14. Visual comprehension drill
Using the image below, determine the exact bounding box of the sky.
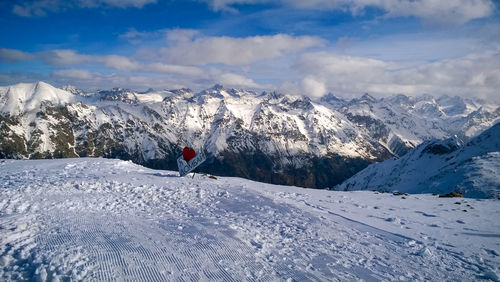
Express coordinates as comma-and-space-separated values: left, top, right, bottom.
0, 0, 499, 101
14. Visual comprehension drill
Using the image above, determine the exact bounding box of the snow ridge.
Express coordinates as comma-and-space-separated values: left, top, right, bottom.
335, 123, 500, 198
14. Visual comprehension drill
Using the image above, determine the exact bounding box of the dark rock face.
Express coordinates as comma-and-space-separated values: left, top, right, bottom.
194, 150, 380, 189
0, 115, 27, 159
422, 142, 459, 155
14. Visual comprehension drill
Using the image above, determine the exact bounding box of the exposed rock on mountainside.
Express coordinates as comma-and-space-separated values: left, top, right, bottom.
0, 81, 498, 188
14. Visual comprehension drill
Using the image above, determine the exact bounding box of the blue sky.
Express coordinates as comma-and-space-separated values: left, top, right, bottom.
0, 0, 499, 101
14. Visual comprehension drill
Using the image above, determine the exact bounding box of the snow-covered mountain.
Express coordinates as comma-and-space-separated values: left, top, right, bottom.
0, 82, 75, 115
0, 81, 498, 188
322, 92, 499, 156
335, 123, 500, 198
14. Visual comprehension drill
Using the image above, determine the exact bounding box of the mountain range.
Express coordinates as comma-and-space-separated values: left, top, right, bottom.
0, 81, 498, 189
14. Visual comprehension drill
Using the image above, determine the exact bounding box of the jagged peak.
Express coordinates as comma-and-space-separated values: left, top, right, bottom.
198, 88, 224, 99
110, 87, 132, 93
320, 93, 347, 106
59, 85, 87, 96
170, 88, 193, 95
140, 88, 155, 94
413, 93, 435, 103
360, 93, 377, 102
211, 84, 224, 91
385, 94, 411, 105
258, 91, 283, 100
321, 93, 342, 101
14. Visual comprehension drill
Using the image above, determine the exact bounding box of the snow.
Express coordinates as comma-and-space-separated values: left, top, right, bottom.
0, 82, 75, 115
1, 158, 499, 281
135, 93, 165, 104
336, 123, 500, 198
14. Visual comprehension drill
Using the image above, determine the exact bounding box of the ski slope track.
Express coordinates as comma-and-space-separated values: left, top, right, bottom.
1, 158, 499, 281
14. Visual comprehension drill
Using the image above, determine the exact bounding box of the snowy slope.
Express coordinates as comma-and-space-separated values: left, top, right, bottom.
1, 158, 499, 281
335, 123, 500, 198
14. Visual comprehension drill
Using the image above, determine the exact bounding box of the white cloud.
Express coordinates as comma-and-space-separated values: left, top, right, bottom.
47, 68, 263, 91
301, 75, 327, 98
119, 28, 173, 45
217, 73, 260, 87
202, 0, 495, 24
166, 29, 200, 43
201, 0, 269, 12
0, 48, 210, 77
158, 33, 325, 65
296, 50, 500, 101
32, 50, 266, 90
12, 0, 156, 17
367, 0, 495, 25
123, 30, 323, 67
52, 69, 93, 79
78, 0, 156, 8
0, 48, 34, 63
146, 63, 204, 76
3, 28, 499, 101
12, 0, 68, 17
39, 50, 90, 65
50, 69, 161, 90
98, 55, 140, 71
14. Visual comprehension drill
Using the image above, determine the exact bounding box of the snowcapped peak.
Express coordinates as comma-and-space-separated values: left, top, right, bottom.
170, 88, 193, 96
435, 95, 470, 116
198, 88, 224, 99
281, 95, 313, 110
258, 91, 283, 101
59, 85, 86, 96
413, 99, 445, 118
321, 93, 346, 103
111, 87, 123, 91
97, 88, 140, 103
212, 84, 224, 90
196, 85, 247, 100
360, 93, 377, 102
385, 94, 411, 105
0, 81, 76, 114
227, 88, 243, 98
416, 93, 435, 101
139, 88, 155, 94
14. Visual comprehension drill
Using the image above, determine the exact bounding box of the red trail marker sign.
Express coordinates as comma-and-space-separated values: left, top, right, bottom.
177, 148, 207, 177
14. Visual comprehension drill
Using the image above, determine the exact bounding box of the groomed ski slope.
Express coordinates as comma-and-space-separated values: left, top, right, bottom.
1, 158, 499, 281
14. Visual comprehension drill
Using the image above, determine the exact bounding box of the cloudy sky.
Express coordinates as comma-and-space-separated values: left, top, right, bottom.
0, 0, 499, 101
